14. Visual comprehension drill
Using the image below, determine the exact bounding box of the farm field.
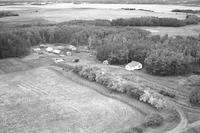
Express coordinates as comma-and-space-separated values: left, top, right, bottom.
0, 66, 145, 133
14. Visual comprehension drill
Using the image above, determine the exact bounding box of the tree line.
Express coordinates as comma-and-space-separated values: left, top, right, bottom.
0, 23, 200, 76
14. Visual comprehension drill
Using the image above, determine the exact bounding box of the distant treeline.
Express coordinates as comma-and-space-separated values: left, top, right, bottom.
0, 11, 19, 18
121, 8, 136, 10
111, 15, 200, 27
62, 15, 200, 27
172, 9, 200, 14
138, 9, 154, 12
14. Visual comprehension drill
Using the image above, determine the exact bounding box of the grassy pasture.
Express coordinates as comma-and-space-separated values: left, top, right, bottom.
0, 67, 145, 133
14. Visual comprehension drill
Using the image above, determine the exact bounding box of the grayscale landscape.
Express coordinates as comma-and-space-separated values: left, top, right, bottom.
0, 0, 200, 133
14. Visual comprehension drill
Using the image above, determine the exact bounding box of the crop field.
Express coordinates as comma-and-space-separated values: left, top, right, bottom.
0, 67, 144, 133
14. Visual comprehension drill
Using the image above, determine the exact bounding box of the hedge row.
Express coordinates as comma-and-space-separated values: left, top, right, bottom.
72, 65, 169, 109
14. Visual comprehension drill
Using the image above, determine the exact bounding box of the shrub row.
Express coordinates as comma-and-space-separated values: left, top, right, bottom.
72, 65, 169, 109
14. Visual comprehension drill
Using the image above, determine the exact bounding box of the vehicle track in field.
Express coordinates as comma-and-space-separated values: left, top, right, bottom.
50, 66, 149, 116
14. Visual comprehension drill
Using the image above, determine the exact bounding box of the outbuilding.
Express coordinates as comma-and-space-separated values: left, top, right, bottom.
103, 60, 109, 65
46, 47, 53, 52
54, 58, 64, 63
52, 49, 61, 54
67, 45, 77, 51
125, 61, 142, 71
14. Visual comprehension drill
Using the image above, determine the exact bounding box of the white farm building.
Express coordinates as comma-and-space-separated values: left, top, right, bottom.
125, 61, 142, 71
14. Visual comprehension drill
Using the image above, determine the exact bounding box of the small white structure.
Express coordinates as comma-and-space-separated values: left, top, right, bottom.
52, 49, 61, 54
68, 45, 77, 51
54, 58, 64, 63
103, 60, 109, 65
125, 61, 142, 71
39, 44, 47, 48
33, 48, 41, 52
66, 51, 72, 56
46, 47, 53, 52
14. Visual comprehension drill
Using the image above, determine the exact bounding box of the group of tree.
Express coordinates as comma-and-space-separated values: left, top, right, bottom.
111, 15, 200, 27
0, 11, 19, 18
58, 15, 200, 27
172, 9, 200, 14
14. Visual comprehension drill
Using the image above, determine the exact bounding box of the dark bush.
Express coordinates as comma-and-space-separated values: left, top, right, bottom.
143, 113, 164, 128
166, 109, 180, 122
189, 87, 200, 107
159, 90, 175, 98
